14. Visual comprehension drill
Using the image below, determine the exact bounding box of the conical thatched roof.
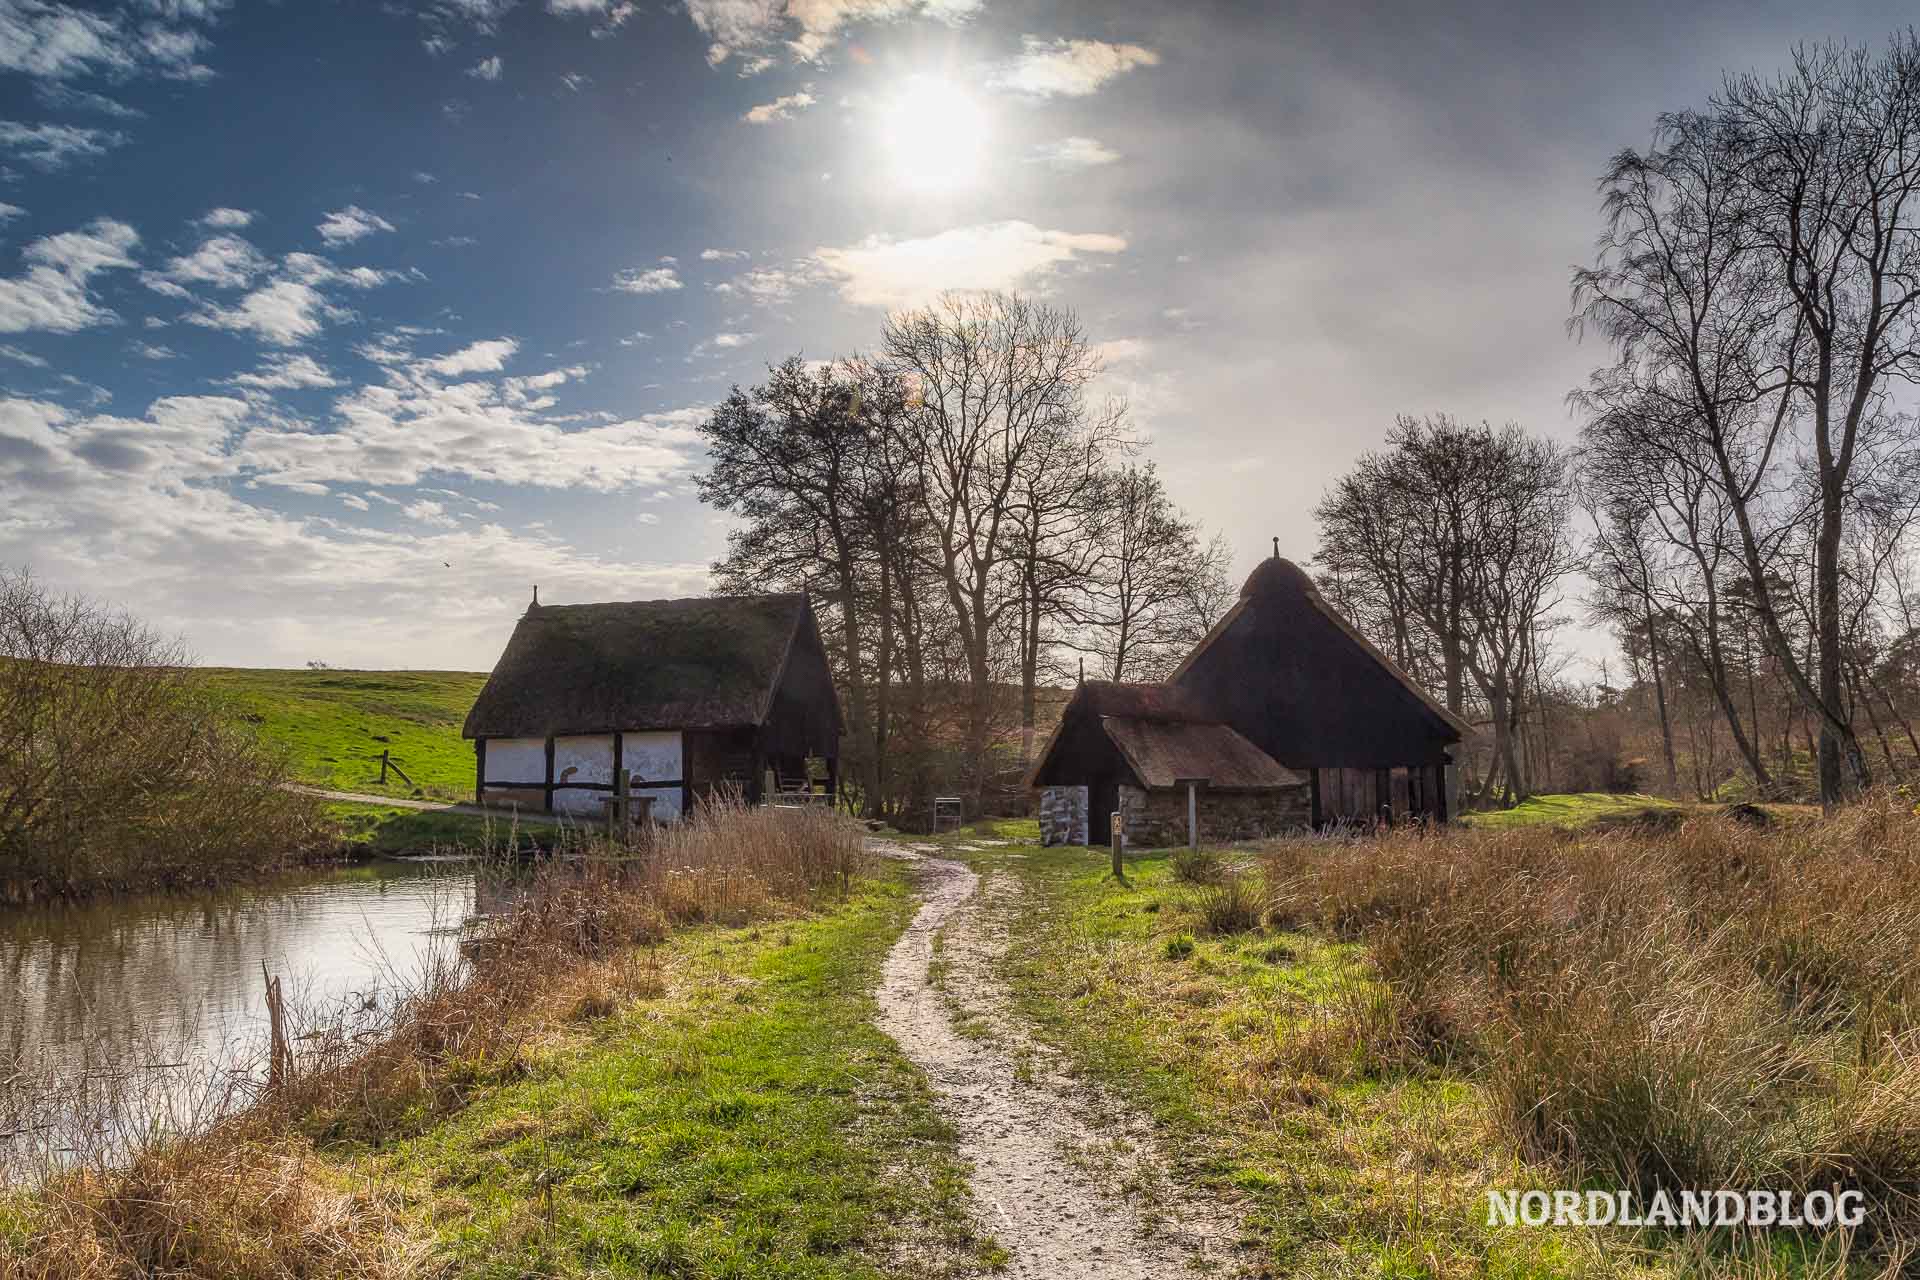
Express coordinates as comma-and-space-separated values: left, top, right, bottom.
462, 594, 814, 739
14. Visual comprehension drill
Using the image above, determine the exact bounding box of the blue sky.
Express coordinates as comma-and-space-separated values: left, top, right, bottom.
3, 0, 1916, 669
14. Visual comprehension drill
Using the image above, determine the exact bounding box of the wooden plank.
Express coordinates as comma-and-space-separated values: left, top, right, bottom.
543, 736, 556, 813
474, 738, 486, 805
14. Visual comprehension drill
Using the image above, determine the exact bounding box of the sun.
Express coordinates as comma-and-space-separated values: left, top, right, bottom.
877, 74, 990, 192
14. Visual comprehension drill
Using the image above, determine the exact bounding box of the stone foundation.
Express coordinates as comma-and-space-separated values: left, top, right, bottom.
1116, 783, 1311, 848
1038, 785, 1088, 846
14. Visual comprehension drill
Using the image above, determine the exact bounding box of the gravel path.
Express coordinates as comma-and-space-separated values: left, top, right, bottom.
872, 843, 1242, 1278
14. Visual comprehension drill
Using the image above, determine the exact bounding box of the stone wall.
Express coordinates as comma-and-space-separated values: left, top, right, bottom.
1116, 783, 1311, 848
1038, 785, 1088, 846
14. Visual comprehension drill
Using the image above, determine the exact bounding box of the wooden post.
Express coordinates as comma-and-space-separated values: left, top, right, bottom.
611, 763, 630, 836
543, 736, 556, 813
1109, 810, 1127, 885
261, 963, 289, 1090
1174, 776, 1208, 850
474, 738, 486, 805
378, 748, 390, 785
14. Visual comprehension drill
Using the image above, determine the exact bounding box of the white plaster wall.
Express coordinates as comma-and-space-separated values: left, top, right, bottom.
623, 731, 683, 822
554, 735, 615, 788
483, 737, 547, 785
551, 735, 616, 817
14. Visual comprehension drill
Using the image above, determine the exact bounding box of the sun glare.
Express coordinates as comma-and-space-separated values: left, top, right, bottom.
878, 74, 989, 192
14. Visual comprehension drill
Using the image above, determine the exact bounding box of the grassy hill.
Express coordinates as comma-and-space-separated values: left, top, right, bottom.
202, 667, 487, 803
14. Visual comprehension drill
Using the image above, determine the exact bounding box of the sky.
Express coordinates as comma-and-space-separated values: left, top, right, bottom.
2, 0, 1916, 671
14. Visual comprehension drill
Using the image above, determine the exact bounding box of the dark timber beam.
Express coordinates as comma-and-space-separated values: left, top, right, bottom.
543, 736, 556, 813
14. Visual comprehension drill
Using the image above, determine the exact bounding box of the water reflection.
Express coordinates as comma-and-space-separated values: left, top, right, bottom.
0, 859, 477, 1167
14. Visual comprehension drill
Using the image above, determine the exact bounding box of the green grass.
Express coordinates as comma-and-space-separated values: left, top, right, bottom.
951, 840, 1620, 1278
202, 667, 486, 802
1462, 791, 1682, 830
323, 801, 550, 857
358, 868, 994, 1278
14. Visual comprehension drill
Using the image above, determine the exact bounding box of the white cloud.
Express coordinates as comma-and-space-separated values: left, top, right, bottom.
467, 54, 502, 79
419, 337, 518, 377
0, 342, 46, 366
0, 1, 217, 82
559, 71, 589, 92
403, 498, 457, 527
989, 37, 1159, 98
712, 331, 753, 348
0, 392, 711, 668
145, 234, 268, 292
1031, 136, 1120, 170
129, 340, 178, 359
742, 89, 814, 123
317, 205, 396, 245
230, 353, 340, 390
688, 0, 980, 66
701, 247, 749, 261
0, 217, 139, 334
609, 265, 682, 294
0, 119, 127, 169
198, 206, 253, 229
0, 202, 23, 224
811, 220, 1127, 308
710, 262, 818, 305
189, 279, 347, 345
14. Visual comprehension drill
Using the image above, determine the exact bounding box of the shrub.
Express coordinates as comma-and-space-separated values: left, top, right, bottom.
1195, 872, 1263, 936
1170, 845, 1225, 884
0, 570, 326, 902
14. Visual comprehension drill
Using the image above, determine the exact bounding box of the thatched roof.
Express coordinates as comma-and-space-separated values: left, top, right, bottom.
1101, 717, 1303, 790
1174, 556, 1471, 739
462, 594, 814, 739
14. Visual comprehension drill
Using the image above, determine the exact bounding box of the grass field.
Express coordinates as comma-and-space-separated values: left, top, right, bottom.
924, 804, 1917, 1278
949, 838, 1588, 1277
202, 667, 486, 802
359, 868, 994, 1278
1459, 790, 1682, 829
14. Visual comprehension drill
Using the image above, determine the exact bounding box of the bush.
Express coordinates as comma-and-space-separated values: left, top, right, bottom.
0, 570, 325, 901
1170, 845, 1225, 884
1194, 872, 1263, 936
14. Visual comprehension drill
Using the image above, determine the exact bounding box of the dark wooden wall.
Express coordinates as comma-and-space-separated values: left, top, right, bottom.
1175, 592, 1456, 771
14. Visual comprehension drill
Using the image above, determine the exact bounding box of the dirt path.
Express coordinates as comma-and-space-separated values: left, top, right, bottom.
873, 843, 1242, 1278
288, 784, 563, 825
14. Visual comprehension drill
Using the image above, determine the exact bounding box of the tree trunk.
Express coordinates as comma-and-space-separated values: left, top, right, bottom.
1645, 607, 1679, 790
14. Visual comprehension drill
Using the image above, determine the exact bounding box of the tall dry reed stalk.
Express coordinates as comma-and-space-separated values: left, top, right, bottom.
1262, 796, 1920, 1257
0, 800, 868, 1278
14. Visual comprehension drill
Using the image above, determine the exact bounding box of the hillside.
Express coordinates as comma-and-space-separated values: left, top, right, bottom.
201, 667, 487, 802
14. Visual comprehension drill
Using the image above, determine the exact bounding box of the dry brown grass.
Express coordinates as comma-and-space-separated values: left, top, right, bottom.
1261, 795, 1920, 1257
0, 800, 868, 1279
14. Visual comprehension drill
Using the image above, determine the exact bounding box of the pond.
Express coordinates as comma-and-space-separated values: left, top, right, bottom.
0, 858, 480, 1172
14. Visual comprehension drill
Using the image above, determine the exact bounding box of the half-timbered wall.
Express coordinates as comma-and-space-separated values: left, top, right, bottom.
479, 729, 685, 820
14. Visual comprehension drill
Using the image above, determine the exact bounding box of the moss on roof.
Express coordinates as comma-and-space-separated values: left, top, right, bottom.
461, 595, 807, 739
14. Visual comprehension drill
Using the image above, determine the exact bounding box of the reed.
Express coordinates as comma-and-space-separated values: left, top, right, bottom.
0, 800, 869, 1278
1261, 796, 1920, 1253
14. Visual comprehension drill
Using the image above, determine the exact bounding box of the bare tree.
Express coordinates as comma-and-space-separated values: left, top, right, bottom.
1315, 417, 1573, 804
1068, 463, 1227, 682
1575, 35, 1920, 806
882, 292, 1119, 804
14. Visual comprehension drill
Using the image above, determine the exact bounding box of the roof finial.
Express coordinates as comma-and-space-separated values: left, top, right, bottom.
1271, 536, 1280, 559
531, 584, 540, 608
